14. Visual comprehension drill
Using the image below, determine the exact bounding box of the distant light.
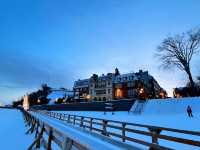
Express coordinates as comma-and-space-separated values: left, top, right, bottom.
139, 88, 144, 94
86, 95, 91, 100
116, 88, 122, 98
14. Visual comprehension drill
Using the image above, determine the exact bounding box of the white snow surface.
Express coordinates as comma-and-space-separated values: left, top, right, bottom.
1, 97, 198, 150
54, 97, 200, 150
140, 97, 200, 115
56, 97, 200, 131
0, 109, 33, 150
48, 91, 73, 104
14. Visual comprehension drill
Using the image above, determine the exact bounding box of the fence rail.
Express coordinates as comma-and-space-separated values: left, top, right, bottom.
34, 110, 200, 150
22, 109, 142, 150
22, 110, 92, 150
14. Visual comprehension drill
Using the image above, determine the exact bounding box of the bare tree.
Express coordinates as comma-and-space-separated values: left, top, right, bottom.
156, 28, 200, 89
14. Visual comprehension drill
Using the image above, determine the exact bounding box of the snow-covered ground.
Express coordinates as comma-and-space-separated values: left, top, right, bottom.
55, 97, 200, 130
54, 97, 200, 150
47, 91, 73, 105
0, 109, 33, 150
1, 97, 200, 150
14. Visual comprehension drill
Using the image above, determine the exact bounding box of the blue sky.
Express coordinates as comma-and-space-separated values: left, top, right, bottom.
0, 0, 200, 103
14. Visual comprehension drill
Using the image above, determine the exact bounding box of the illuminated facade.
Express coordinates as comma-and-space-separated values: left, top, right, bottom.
89, 73, 113, 101
113, 70, 166, 99
73, 79, 90, 100
73, 70, 166, 101
173, 87, 189, 98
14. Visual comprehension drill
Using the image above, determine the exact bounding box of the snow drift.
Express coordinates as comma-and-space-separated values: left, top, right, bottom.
130, 97, 200, 116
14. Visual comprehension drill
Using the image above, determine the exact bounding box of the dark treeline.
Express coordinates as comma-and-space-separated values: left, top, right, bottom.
13, 84, 52, 107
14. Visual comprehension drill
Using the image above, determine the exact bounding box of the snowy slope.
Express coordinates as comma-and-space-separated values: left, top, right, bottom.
55, 97, 200, 130
0, 109, 33, 150
135, 97, 200, 115
48, 91, 73, 104
54, 97, 200, 150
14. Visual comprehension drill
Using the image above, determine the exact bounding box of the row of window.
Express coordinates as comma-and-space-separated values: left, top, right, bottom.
90, 89, 111, 95
91, 81, 111, 88
127, 89, 138, 97
76, 79, 153, 89
75, 80, 89, 86
115, 76, 136, 82
74, 87, 89, 92
93, 97, 107, 101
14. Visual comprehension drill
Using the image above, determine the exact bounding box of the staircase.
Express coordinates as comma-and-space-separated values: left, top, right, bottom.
130, 100, 147, 114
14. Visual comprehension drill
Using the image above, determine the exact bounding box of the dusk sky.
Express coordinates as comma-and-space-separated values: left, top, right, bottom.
0, 0, 200, 103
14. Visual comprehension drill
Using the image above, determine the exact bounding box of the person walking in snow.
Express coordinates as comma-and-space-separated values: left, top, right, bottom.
187, 105, 193, 117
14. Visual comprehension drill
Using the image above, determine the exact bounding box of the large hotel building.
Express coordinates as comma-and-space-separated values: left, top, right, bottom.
73, 69, 167, 101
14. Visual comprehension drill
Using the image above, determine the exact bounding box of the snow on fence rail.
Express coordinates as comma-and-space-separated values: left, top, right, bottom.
21, 109, 140, 150
34, 110, 200, 150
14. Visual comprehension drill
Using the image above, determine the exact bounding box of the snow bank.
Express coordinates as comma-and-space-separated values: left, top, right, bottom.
136, 97, 200, 115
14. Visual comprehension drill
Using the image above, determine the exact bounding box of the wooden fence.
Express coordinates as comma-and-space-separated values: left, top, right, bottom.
22, 110, 93, 150
34, 110, 200, 150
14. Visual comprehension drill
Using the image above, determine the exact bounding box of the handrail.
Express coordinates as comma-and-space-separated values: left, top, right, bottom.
35, 110, 200, 149
45, 111, 200, 136
21, 110, 92, 150
21, 109, 140, 150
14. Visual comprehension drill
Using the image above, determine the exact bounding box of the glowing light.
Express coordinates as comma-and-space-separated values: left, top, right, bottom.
86, 95, 91, 100
23, 94, 30, 111
176, 93, 182, 98
115, 88, 122, 98
159, 90, 167, 99
139, 88, 144, 94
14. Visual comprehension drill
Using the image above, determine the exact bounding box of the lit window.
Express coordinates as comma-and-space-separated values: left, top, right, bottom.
115, 88, 122, 98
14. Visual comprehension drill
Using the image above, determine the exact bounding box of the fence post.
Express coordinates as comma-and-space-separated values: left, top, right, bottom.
30, 118, 37, 134
63, 114, 67, 121
35, 120, 40, 138
90, 118, 93, 131
122, 123, 126, 142
35, 125, 45, 149
62, 137, 73, 150
59, 113, 62, 120
148, 127, 162, 149
102, 120, 108, 136
73, 115, 76, 125
68, 115, 71, 123
47, 129, 53, 150
80, 117, 84, 127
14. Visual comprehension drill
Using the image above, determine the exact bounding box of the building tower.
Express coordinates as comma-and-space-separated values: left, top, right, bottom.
23, 94, 30, 111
